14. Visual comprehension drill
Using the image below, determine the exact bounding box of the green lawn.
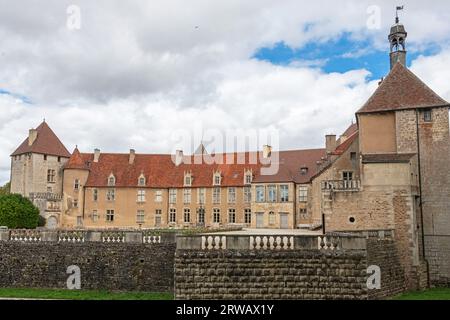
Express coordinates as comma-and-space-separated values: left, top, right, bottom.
393, 288, 450, 300
0, 288, 173, 300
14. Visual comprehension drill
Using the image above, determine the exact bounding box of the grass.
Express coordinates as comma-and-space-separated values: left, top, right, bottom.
0, 288, 173, 300
393, 288, 450, 300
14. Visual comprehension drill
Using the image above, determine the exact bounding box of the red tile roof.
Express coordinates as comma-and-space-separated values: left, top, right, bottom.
11, 121, 71, 158
357, 62, 449, 114
341, 123, 358, 138
67, 149, 327, 188
65, 148, 90, 170
333, 131, 358, 156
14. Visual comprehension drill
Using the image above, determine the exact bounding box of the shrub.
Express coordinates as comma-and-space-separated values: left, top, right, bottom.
0, 194, 40, 229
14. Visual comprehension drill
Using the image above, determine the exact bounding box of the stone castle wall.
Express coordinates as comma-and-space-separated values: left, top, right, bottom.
0, 230, 175, 292
174, 232, 412, 300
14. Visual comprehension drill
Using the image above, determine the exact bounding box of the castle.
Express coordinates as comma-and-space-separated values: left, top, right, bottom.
9, 17, 450, 287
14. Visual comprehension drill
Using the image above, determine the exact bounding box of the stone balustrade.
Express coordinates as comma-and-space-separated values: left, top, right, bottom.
177, 233, 369, 251
0, 229, 175, 244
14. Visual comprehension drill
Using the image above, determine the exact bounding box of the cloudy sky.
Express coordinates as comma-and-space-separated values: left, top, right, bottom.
1, 0, 450, 184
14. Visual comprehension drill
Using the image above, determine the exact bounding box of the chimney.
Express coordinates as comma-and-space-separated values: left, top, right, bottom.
263, 145, 272, 159
175, 150, 184, 166
129, 149, 136, 165
28, 129, 38, 146
94, 149, 100, 163
325, 135, 337, 154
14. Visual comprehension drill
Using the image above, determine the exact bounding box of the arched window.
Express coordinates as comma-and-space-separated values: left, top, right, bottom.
213, 172, 221, 186
108, 174, 116, 187
138, 173, 146, 186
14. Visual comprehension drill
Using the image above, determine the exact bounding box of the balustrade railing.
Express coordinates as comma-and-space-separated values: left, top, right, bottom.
322, 180, 361, 191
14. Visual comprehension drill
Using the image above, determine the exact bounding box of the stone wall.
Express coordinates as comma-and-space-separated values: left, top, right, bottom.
174, 232, 412, 300
0, 230, 176, 292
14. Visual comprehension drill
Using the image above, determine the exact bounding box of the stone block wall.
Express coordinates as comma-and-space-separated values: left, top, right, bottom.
174, 232, 412, 300
0, 230, 176, 292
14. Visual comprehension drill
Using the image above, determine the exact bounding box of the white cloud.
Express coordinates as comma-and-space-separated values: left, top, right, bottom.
1, 0, 450, 184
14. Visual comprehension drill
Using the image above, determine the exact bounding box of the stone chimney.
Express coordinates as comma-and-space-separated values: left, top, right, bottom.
129, 149, 136, 165
263, 145, 272, 159
325, 135, 337, 154
94, 149, 100, 163
28, 129, 38, 146
175, 150, 184, 166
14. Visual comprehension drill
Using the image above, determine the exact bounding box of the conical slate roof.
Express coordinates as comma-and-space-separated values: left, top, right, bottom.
11, 121, 71, 157
357, 62, 449, 114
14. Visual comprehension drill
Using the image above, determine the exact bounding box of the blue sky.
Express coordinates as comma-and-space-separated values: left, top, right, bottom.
253, 33, 443, 81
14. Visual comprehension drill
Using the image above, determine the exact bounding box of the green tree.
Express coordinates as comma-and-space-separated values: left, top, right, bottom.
0, 193, 40, 229
0, 182, 10, 196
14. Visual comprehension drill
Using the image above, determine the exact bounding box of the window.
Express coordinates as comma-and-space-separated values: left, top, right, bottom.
198, 208, 205, 224
155, 209, 162, 216
184, 174, 192, 186
343, 171, 353, 181
138, 176, 146, 186
44, 155, 47, 161
137, 190, 146, 203
213, 173, 221, 186
213, 208, 221, 223
256, 185, 265, 202
108, 175, 116, 187
91, 210, 99, 222
228, 187, 236, 204
47, 169, 56, 183
169, 208, 176, 223
155, 216, 161, 227
244, 209, 252, 224
183, 189, 192, 204
74, 179, 80, 190
300, 167, 308, 175
169, 189, 177, 204
93, 189, 98, 201
184, 208, 191, 223
298, 186, 308, 202
228, 209, 236, 224
268, 185, 277, 202
107, 188, 115, 201
245, 172, 252, 185
137, 210, 145, 224
269, 211, 275, 225
424, 110, 432, 122
155, 190, 162, 203
198, 188, 206, 205
299, 208, 307, 214
213, 187, 221, 204
73, 199, 78, 208
244, 186, 252, 203
350, 152, 357, 162
58, 156, 61, 163
280, 185, 289, 202
106, 210, 115, 222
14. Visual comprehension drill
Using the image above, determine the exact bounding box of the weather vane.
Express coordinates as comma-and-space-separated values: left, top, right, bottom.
396, 5, 404, 23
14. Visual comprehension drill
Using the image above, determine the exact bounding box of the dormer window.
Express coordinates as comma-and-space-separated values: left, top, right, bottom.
108, 174, 116, 187
184, 172, 193, 187
244, 170, 252, 185
138, 174, 146, 187
213, 172, 221, 186
300, 167, 309, 175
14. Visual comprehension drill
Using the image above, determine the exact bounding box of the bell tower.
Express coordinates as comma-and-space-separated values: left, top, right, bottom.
389, 6, 407, 69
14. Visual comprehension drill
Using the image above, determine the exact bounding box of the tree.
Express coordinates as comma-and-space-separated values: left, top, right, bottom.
0, 182, 10, 196
0, 193, 40, 229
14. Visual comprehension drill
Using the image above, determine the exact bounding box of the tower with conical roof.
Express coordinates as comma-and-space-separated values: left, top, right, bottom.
389, 7, 408, 69
10, 121, 71, 228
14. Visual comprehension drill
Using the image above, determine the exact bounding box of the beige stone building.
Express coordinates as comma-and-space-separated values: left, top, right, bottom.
8, 17, 450, 286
